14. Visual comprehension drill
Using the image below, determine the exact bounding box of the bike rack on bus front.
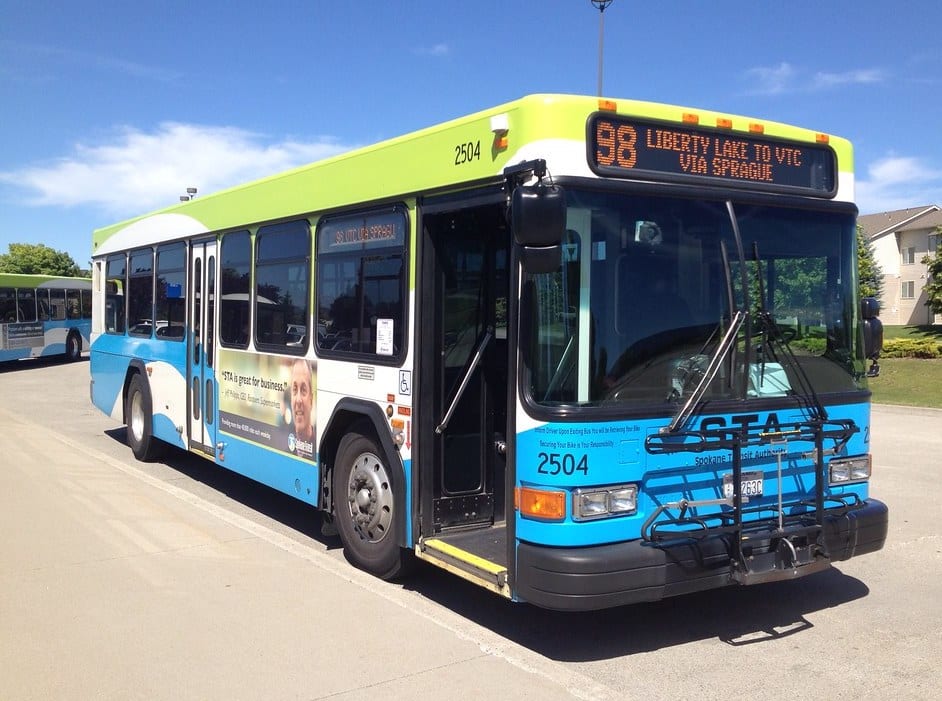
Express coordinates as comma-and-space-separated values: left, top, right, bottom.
643, 418, 861, 584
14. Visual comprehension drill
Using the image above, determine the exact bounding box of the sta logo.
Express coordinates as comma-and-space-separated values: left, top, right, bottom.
698, 413, 783, 433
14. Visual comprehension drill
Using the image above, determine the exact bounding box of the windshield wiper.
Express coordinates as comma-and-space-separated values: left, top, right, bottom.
751, 242, 828, 422
664, 206, 747, 434
665, 309, 747, 433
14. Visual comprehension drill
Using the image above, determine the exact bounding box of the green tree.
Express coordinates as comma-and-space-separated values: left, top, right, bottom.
921, 225, 942, 315
0, 243, 83, 276
857, 224, 884, 301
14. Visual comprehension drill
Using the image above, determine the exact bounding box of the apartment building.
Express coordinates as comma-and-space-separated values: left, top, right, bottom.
858, 205, 942, 326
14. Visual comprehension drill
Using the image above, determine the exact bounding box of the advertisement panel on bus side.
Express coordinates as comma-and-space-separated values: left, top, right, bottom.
217, 349, 317, 461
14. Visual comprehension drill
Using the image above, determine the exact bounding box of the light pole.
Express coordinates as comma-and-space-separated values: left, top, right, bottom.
591, 0, 614, 97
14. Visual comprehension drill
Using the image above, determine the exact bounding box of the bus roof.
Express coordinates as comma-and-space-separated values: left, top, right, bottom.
91, 93, 853, 257
0, 273, 91, 289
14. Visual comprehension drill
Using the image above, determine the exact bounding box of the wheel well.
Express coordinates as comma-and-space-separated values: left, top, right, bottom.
319, 403, 406, 542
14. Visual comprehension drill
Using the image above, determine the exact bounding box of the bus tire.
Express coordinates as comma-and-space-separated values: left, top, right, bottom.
126, 374, 163, 462
64, 331, 82, 361
332, 428, 408, 580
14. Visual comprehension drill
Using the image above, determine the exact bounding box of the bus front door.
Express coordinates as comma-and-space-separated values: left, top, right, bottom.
422, 203, 509, 532
188, 240, 217, 455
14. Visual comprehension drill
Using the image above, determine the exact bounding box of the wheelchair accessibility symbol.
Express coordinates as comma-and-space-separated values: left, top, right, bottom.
399, 370, 412, 396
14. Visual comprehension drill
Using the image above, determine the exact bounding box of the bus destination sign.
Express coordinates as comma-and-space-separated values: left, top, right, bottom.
589, 115, 836, 196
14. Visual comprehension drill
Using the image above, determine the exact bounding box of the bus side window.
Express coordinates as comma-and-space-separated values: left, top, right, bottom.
67, 289, 82, 319
0, 287, 15, 322
255, 221, 310, 354
49, 288, 66, 321
220, 230, 251, 348
106, 254, 127, 334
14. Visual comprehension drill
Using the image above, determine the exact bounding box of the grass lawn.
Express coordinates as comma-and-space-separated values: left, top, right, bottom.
867, 325, 942, 408
882, 324, 942, 341
868, 357, 942, 408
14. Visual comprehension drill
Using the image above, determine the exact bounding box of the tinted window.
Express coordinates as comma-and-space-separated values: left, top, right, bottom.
105, 254, 127, 334
256, 221, 310, 353
316, 208, 407, 358
128, 249, 154, 336
156, 243, 186, 341
220, 231, 251, 347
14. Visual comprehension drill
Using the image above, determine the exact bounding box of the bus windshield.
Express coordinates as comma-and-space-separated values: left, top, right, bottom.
526, 188, 864, 409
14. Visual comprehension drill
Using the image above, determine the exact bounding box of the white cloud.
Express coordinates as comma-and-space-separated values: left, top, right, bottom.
812, 68, 886, 89
743, 62, 886, 95
0, 123, 356, 216
744, 62, 797, 95
856, 154, 942, 214
414, 43, 450, 57
0, 39, 181, 84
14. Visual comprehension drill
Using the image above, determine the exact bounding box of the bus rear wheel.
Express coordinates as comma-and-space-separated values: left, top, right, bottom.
125, 374, 163, 461
64, 331, 82, 361
332, 429, 409, 580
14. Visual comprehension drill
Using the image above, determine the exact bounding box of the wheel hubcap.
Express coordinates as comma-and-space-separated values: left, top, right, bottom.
129, 392, 144, 441
345, 452, 392, 543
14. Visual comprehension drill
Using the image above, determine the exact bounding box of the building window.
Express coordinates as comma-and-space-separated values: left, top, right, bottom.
902, 246, 916, 265
901, 280, 915, 299
929, 233, 940, 258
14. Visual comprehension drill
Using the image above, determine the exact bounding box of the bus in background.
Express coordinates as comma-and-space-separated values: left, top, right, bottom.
0, 274, 91, 363
89, 94, 887, 610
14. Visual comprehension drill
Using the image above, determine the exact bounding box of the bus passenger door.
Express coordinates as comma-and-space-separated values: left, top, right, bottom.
422, 203, 509, 531
189, 240, 217, 455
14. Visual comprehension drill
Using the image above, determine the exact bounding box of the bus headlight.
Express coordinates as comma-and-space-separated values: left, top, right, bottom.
572, 484, 637, 521
829, 455, 871, 485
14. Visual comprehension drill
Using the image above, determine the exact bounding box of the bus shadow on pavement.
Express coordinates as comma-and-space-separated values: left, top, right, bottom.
404, 557, 870, 659
0, 355, 88, 373
102, 426, 869, 659
103, 427, 339, 549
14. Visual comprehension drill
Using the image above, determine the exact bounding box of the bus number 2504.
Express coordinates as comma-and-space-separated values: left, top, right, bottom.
454, 139, 481, 165
537, 452, 589, 476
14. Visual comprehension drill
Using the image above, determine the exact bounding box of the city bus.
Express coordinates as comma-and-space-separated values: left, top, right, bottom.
0, 273, 91, 363
89, 94, 887, 610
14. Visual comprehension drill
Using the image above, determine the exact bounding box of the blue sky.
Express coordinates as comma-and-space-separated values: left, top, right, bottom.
2, 0, 940, 267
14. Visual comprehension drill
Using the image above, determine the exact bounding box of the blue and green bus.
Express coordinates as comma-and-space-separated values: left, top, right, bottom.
89, 94, 887, 610
0, 273, 91, 363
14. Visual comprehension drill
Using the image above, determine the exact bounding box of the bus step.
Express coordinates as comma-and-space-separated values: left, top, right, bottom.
418, 537, 511, 598
731, 537, 831, 585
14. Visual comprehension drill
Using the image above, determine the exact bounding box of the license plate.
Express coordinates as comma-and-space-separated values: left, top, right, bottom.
723, 471, 763, 498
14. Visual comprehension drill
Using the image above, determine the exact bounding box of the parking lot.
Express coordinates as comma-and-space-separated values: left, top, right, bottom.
2, 357, 940, 700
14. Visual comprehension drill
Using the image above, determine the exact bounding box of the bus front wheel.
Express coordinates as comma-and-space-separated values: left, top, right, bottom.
125, 374, 163, 462
332, 429, 409, 580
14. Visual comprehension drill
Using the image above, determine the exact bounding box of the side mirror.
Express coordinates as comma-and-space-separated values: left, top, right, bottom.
512, 184, 565, 274
860, 297, 883, 377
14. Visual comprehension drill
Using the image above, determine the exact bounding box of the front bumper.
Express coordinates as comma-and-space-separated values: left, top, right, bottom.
514, 498, 888, 611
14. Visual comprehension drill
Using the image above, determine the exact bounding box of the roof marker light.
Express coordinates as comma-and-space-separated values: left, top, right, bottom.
490, 113, 509, 150
816, 133, 830, 144
682, 113, 699, 124
749, 122, 765, 134
716, 117, 733, 129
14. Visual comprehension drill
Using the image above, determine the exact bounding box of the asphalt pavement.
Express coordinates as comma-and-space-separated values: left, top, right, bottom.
2, 357, 940, 700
